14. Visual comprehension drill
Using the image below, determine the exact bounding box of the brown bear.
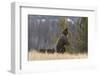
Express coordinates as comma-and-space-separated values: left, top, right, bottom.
56, 28, 70, 54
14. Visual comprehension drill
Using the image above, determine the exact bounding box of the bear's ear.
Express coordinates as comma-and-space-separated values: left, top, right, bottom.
64, 28, 68, 31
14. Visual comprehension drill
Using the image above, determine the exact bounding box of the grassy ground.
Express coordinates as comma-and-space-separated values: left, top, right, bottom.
28, 50, 87, 61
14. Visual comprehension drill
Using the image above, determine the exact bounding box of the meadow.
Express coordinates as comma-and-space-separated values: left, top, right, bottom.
28, 50, 87, 61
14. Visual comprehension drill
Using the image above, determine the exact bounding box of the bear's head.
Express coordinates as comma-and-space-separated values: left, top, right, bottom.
62, 28, 68, 36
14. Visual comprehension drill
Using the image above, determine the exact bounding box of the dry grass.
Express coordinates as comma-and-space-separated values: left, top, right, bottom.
28, 50, 87, 61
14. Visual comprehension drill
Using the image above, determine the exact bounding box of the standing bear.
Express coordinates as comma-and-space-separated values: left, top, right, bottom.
56, 28, 70, 53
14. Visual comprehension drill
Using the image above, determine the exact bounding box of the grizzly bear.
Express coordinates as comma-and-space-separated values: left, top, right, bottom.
56, 28, 70, 53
